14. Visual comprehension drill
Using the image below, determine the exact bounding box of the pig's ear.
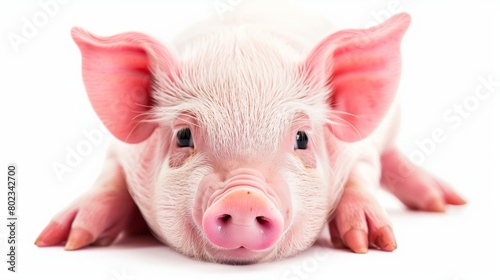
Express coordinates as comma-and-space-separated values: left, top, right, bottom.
71, 27, 177, 143
304, 13, 410, 142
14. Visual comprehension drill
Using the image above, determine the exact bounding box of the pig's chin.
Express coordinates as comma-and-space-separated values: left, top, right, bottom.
205, 245, 274, 265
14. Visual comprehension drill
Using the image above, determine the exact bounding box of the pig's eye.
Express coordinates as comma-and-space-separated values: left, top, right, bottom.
177, 128, 194, 148
295, 131, 308, 150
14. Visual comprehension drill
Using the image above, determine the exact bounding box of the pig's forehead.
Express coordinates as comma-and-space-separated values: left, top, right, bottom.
175, 28, 304, 98
178, 88, 329, 158
176, 32, 322, 150
153, 27, 331, 153
191, 99, 297, 153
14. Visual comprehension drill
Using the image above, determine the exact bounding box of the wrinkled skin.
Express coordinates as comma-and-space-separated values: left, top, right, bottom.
36, 1, 465, 264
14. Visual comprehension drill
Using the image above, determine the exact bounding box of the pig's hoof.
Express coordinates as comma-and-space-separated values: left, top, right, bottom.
381, 149, 466, 212
35, 189, 140, 250
329, 186, 397, 253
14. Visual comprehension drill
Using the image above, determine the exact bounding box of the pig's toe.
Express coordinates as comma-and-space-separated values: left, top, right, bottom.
419, 177, 466, 212
36, 189, 136, 250
35, 222, 71, 247
435, 178, 467, 206
35, 210, 77, 247
420, 196, 446, 213
65, 227, 119, 250
64, 228, 94, 250
370, 225, 397, 252
397, 177, 447, 212
381, 149, 466, 212
329, 187, 395, 254
343, 229, 368, 254
392, 170, 465, 212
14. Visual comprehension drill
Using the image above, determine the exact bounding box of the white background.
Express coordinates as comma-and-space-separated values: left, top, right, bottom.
1, 0, 499, 279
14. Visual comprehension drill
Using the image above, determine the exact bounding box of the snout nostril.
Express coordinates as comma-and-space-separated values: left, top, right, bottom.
203, 187, 285, 251
218, 214, 231, 223
256, 216, 269, 226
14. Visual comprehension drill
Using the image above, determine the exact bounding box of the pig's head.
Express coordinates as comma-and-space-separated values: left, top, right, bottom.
71, 13, 410, 264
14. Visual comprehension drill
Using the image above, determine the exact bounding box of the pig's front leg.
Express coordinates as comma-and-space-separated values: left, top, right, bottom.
380, 148, 466, 212
35, 148, 147, 250
329, 161, 397, 254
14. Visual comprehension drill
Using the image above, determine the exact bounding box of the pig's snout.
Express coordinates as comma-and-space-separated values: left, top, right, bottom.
202, 185, 284, 251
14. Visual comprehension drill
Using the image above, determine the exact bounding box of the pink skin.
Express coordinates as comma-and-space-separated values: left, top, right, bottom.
36, 10, 466, 263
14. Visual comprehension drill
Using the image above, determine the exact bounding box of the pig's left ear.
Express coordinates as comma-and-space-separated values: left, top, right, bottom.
304, 13, 410, 142
72, 27, 178, 143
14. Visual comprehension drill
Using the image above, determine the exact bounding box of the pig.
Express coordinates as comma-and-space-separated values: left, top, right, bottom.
36, 1, 466, 264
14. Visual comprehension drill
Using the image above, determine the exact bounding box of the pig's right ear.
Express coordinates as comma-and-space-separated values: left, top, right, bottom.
71, 27, 178, 143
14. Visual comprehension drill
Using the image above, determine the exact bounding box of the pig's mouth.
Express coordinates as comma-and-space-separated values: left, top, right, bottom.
207, 245, 274, 265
